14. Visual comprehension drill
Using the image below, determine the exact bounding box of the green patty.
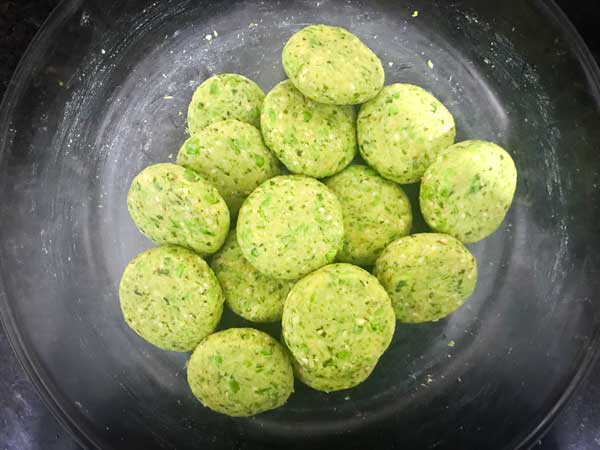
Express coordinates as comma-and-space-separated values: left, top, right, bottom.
237, 175, 344, 280
187, 328, 294, 417
420, 140, 517, 243
282, 264, 395, 391
325, 165, 412, 266
211, 230, 295, 322
282, 24, 384, 105
260, 80, 356, 178
292, 355, 377, 393
127, 163, 229, 255
357, 83, 456, 184
374, 233, 477, 323
177, 120, 280, 216
187, 74, 264, 135
119, 246, 224, 351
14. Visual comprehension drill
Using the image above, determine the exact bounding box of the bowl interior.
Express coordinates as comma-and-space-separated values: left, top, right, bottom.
1, 1, 600, 449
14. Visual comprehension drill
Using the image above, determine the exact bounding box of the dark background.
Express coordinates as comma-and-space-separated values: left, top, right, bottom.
1, 1, 600, 449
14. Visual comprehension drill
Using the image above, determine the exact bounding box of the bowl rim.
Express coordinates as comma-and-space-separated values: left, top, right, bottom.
1, 1, 599, 449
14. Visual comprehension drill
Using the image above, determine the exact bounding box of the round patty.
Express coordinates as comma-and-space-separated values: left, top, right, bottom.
325, 165, 412, 266
177, 119, 280, 216
119, 245, 223, 351
237, 175, 344, 280
282, 264, 395, 392
374, 233, 477, 323
260, 80, 356, 178
187, 74, 264, 135
211, 230, 295, 322
127, 163, 229, 255
357, 83, 456, 184
292, 355, 377, 393
420, 140, 518, 243
187, 328, 294, 417
282, 24, 384, 105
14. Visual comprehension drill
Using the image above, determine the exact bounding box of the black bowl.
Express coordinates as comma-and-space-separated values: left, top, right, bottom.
1, 1, 600, 449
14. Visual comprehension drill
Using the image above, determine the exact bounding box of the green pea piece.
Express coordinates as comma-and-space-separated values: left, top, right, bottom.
325, 165, 412, 266
187, 74, 264, 135
127, 163, 229, 255
261, 80, 356, 178
187, 328, 294, 417
420, 140, 517, 243
119, 246, 224, 351
374, 233, 477, 323
357, 83, 456, 184
211, 230, 294, 323
282, 24, 384, 105
282, 264, 396, 392
237, 175, 344, 280
177, 120, 281, 216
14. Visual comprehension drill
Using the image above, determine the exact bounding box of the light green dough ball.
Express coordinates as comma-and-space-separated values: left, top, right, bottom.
420, 140, 517, 243
176, 120, 281, 216
357, 83, 456, 184
127, 163, 229, 255
292, 355, 377, 393
237, 175, 344, 280
282, 264, 395, 392
374, 233, 477, 323
187, 328, 294, 417
260, 80, 356, 178
325, 165, 412, 266
119, 246, 224, 351
282, 24, 384, 105
187, 74, 264, 134
211, 230, 294, 322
